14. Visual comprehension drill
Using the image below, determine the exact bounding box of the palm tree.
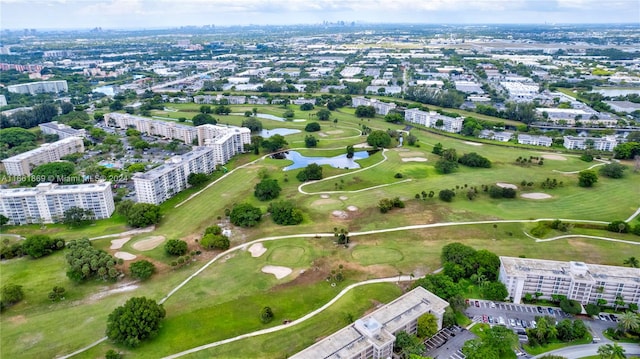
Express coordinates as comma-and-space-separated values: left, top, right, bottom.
623, 256, 639, 268
598, 343, 626, 359
617, 311, 640, 334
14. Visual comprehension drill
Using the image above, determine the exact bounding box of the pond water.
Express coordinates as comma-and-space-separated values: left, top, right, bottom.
259, 128, 301, 138
279, 150, 370, 171
256, 113, 286, 122
593, 88, 640, 97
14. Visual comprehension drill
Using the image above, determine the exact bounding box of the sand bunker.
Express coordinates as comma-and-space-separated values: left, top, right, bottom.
402, 157, 428, 162
132, 236, 166, 251
464, 141, 483, 146
326, 130, 343, 135
249, 243, 267, 258
114, 251, 137, 260
293, 119, 306, 122
496, 182, 518, 189
542, 154, 567, 161
332, 210, 348, 219
522, 193, 552, 199
339, 196, 348, 201
353, 143, 370, 148
312, 199, 340, 207
320, 194, 330, 199
395, 148, 410, 152
110, 237, 131, 250
318, 132, 328, 137
262, 265, 292, 279
347, 205, 358, 212
398, 151, 424, 157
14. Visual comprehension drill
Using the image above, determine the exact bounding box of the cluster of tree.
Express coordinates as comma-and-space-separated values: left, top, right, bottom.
404, 86, 465, 109
334, 228, 350, 245
22, 234, 65, 258
192, 113, 217, 126
116, 200, 162, 228
300, 103, 314, 111
0, 127, 37, 159
578, 170, 598, 187
462, 325, 518, 359
442, 243, 501, 282
597, 342, 629, 359
540, 178, 563, 189
460, 117, 495, 137
65, 239, 121, 283
187, 172, 209, 187
613, 142, 640, 159
355, 105, 377, 118
435, 148, 459, 174
0, 238, 25, 260
105, 296, 166, 347
378, 197, 405, 213
63, 207, 95, 227
607, 311, 640, 341
304, 122, 321, 132
515, 155, 543, 167
19, 161, 77, 186
0, 103, 59, 129
241, 117, 263, 132
488, 185, 517, 199
527, 316, 589, 347
296, 163, 323, 182
254, 178, 281, 201
304, 135, 318, 148
599, 163, 627, 179
316, 108, 332, 121
269, 200, 304, 225
261, 134, 288, 152
394, 331, 426, 358
129, 260, 156, 281
366, 130, 392, 148
229, 203, 262, 227
165, 239, 188, 256
458, 152, 491, 168
200, 225, 230, 250
384, 112, 404, 123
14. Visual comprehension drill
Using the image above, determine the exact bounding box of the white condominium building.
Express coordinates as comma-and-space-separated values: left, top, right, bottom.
0, 182, 115, 225
404, 108, 464, 133
563, 135, 617, 151
2, 136, 85, 176
7, 80, 68, 95
132, 147, 216, 205
351, 97, 397, 116
196, 124, 251, 164
290, 287, 449, 359
517, 134, 553, 147
499, 256, 640, 307
105, 113, 198, 144
39, 121, 87, 139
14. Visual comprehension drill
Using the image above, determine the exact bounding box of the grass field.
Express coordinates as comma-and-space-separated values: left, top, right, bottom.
1, 100, 638, 359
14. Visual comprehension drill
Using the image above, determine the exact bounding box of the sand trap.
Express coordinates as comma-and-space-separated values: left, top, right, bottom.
542, 154, 567, 161
339, 196, 348, 201
398, 151, 424, 157
332, 210, 348, 219
402, 157, 428, 162
293, 119, 306, 122
318, 132, 328, 137
249, 243, 267, 257
262, 265, 292, 279
326, 130, 343, 135
110, 237, 131, 250
114, 251, 137, 260
132, 236, 166, 251
347, 205, 358, 212
522, 193, 552, 199
320, 194, 330, 199
464, 141, 483, 146
496, 182, 518, 189
312, 199, 340, 206
353, 143, 370, 148
395, 148, 410, 152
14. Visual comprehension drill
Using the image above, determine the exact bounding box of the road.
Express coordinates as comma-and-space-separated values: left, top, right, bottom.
531, 343, 640, 359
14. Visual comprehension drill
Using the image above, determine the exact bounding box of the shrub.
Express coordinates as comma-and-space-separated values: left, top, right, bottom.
200, 233, 230, 250
229, 203, 262, 227
269, 200, 304, 225
458, 152, 491, 168
129, 260, 156, 280
599, 162, 627, 179
254, 178, 281, 201
607, 220, 629, 233
1, 284, 24, 307
304, 122, 321, 132
164, 239, 188, 256
296, 163, 323, 182
260, 306, 274, 323
438, 189, 456, 202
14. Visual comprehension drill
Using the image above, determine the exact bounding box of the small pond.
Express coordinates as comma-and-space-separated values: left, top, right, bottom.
275, 150, 370, 171
256, 113, 286, 122
260, 128, 301, 138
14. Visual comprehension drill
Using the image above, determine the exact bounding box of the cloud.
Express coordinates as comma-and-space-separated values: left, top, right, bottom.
77, 0, 145, 16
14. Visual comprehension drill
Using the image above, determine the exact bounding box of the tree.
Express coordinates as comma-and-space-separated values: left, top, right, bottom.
0, 214, 8, 226
366, 130, 392, 148
317, 109, 331, 121
585, 303, 601, 316
254, 178, 281, 201
63, 207, 94, 227
560, 299, 582, 315
484, 325, 519, 357
482, 281, 509, 301
304, 135, 318, 148
432, 142, 443, 155
438, 189, 456, 202
261, 134, 288, 152
105, 349, 122, 359
300, 103, 314, 111
617, 311, 640, 334
48, 286, 66, 301
355, 105, 376, 118
229, 203, 262, 227
304, 122, 321, 132
105, 297, 166, 347
65, 239, 120, 282
414, 273, 461, 301
199, 105, 212, 114
260, 306, 274, 323
30, 162, 75, 184
296, 163, 323, 182
191, 113, 216, 126
1, 284, 24, 306
578, 170, 598, 187
126, 203, 161, 227
187, 172, 209, 187
623, 257, 639, 268
130, 260, 156, 281
0, 127, 37, 148
394, 331, 426, 359
346, 145, 355, 159
417, 313, 439, 338
599, 163, 627, 179
597, 343, 626, 359
241, 117, 263, 132
164, 239, 187, 256
435, 159, 458, 174
269, 200, 304, 225
458, 152, 491, 168
200, 233, 230, 250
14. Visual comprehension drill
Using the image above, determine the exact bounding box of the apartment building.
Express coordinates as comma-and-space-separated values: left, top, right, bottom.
479, 130, 514, 142
105, 113, 198, 144
404, 108, 464, 133
0, 182, 115, 225
2, 136, 85, 176
352, 97, 397, 116
7, 80, 68, 94
132, 147, 216, 205
563, 135, 618, 151
196, 124, 251, 164
290, 286, 449, 359
517, 134, 553, 147
499, 256, 640, 307
39, 121, 87, 139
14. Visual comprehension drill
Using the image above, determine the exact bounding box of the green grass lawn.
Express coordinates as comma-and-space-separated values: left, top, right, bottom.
523, 336, 593, 356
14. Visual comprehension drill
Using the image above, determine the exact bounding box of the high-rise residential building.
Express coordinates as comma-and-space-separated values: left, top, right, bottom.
2, 136, 85, 176
563, 136, 618, 151
0, 182, 115, 225
499, 256, 640, 307
105, 113, 198, 144
290, 286, 449, 359
196, 124, 251, 164
39, 121, 87, 139
7, 80, 68, 94
404, 108, 464, 133
351, 97, 397, 115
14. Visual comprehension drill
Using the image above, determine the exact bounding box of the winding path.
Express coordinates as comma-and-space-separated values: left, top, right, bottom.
523, 231, 640, 246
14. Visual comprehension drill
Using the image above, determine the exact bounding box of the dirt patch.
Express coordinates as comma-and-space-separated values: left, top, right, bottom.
542, 154, 567, 161
496, 182, 518, 189
347, 205, 358, 212
114, 251, 137, 260
318, 132, 328, 137
332, 210, 348, 219
132, 236, 166, 251
320, 194, 330, 199
249, 243, 267, 258
464, 141, 483, 146
88, 283, 139, 302
8, 315, 26, 325
353, 143, 370, 148
312, 199, 340, 207
262, 265, 292, 279
326, 130, 344, 135
394, 148, 410, 152
110, 237, 131, 250
398, 151, 424, 157
339, 196, 348, 201
521, 192, 552, 199
401, 157, 428, 162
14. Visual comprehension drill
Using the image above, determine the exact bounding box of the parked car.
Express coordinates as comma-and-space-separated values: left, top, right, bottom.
548, 308, 555, 315
537, 306, 544, 313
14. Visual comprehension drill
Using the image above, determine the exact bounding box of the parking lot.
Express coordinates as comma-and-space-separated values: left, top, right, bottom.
465, 299, 571, 331
424, 326, 474, 359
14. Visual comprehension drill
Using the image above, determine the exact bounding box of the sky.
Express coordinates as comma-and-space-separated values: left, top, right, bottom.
1, 0, 639, 30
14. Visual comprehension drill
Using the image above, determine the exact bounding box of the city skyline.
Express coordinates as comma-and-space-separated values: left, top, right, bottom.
1, 0, 638, 30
